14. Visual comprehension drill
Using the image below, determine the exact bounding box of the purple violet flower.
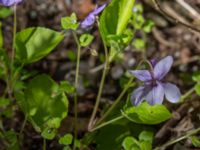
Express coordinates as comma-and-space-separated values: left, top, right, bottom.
129, 56, 181, 106
80, 4, 107, 29
0, 0, 22, 6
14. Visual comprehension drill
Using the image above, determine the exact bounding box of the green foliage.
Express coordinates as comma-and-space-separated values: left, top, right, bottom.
0, 7, 12, 19
61, 13, 79, 30
122, 131, 153, 150
67, 50, 77, 61
3, 130, 20, 150
79, 34, 94, 47
15, 27, 64, 64
192, 72, 200, 95
100, 0, 135, 44
95, 124, 130, 150
0, 98, 10, 108
59, 81, 75, 94
131, 4, 154, 32
192, 71, 200, 82
132, 38, 146, 50
123, 136, 141, 150
15, 74, 68, 139
59, 133, 73, 145
122, 102, 171, 124
195, 84, 200, 95
143, 20, 155, 33
190, 136, 200, 148
0, 22, 3, 48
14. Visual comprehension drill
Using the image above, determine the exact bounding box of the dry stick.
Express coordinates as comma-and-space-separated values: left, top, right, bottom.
154, 127, 200, 150
176, 0, 200, 20
152, 0, 200, 33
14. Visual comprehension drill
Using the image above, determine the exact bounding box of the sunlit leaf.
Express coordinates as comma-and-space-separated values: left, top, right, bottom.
15, 27, 64, 64
122, 102, 171, 124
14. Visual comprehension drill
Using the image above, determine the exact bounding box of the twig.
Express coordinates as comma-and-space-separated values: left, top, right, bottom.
152, 0, 200, 33
176, 0, 200, 20
154, 127, 200, 150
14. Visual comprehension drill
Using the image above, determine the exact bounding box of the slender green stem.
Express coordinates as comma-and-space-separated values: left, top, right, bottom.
72, 31, 81, 150
96, 77, 134, 125
5, 5, 17, 100
43, 138, 46, 150
95, 59, 149, 126
154, 127, 200, 150
90, 115, 124, 132
88, 37, 109, 131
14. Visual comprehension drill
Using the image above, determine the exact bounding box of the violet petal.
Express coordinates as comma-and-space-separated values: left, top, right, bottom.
153, 56, 173, 80
0, 0, 22, 6
145, 82, 164, 105
150, 59, 157, 68
80, 14, 95, 29
131, 86, 145, 106
129, 70, 152, 82
163, 83, 181, 103
92, 4, 107, 15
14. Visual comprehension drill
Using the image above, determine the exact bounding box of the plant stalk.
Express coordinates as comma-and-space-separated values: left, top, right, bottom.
90, 115, 124, 132
96, 77, 134, 125
88, 37, 109, 131
72, 31, 81, 150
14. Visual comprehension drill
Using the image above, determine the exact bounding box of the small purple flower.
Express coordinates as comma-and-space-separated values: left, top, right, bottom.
129, 56, 181, 106
0, 0, 22, 6
80, 4, 106, 29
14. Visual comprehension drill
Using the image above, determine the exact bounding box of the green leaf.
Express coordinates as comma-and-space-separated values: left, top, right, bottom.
192, 71, 200, 82
15, 27, 64, 64
139, 131, 153, 143
0, 22, 3, 48
132, 14, 145, 29
100, 0, 135, 44
79, 34, 94, 47
41, 127, 57, 140
4, 130, 20, 150
122, 136, 141, 150
59, 81, 75, 94
67, 50, 76, 62
195, 84, 200, 95
0, 7, 12, 19
122, 102, 171, 124
95, 124, 130, 150
190, 136, 200, 148
15, 74, 68, 139
140, 141, 152, 150
143, 20, 154, 33
61, 13, 79, 30
59, 134, 73, 145
0, 98, 10, 108
132, 38, 145, 49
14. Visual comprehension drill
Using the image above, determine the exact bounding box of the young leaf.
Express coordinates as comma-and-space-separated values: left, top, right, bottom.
0, 7, 12, 19
59, 81, 75, 94
15, 27, 64, 64
61, 13, 79, 30
79, 34, 94, 47
59, 134, 73, 145
139, 131, 153, 143
195, 84, 200, 95
122, 102, 171, 124
122, 136, 141, 150
100, 0, 135, 44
